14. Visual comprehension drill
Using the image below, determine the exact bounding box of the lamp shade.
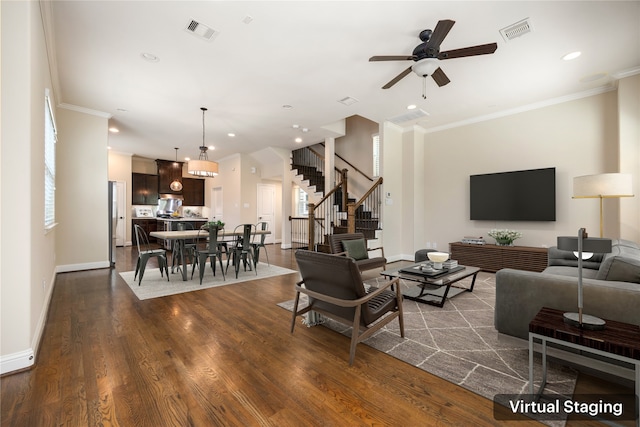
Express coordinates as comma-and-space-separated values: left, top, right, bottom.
557, 236, 612, 253
188, 159, 218, 177
573, 173, 633, 198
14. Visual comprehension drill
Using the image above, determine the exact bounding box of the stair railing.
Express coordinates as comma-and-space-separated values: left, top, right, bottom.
307, 169, 348, 250
347, 177, 383, 234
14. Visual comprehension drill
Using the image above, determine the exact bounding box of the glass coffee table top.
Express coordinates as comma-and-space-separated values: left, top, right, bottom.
381, 262, 480, 307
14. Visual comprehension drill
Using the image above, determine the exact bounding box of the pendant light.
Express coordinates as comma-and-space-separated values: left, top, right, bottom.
188, 107, 219, 177
169, 147, 183, 191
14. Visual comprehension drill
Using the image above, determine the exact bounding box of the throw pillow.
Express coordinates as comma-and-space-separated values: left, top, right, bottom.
342, 239, 369, 261
595, 256, 640, 283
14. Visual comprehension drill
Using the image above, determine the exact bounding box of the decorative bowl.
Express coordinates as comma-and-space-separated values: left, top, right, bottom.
427, 252, 449, 263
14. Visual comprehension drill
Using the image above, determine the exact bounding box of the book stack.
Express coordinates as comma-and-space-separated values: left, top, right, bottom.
461, 236, 485, 245
443, 259, 458, 269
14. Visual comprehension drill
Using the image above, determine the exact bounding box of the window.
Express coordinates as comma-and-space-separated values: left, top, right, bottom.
294, 186, 309, 216
44, 90, 57, 229
372, 133, 380, 177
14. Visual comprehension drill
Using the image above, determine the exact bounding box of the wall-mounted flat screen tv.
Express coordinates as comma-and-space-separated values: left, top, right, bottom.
470, 167, 556, 221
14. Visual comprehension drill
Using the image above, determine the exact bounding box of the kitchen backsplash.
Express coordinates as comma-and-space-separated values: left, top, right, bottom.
132, 205, 210, 218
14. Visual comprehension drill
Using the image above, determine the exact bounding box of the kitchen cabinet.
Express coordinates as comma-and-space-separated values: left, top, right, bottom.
156, 159, 184, 195
182, 177, 205, 206
132, 218, 158, 244
132, 173, 159, 205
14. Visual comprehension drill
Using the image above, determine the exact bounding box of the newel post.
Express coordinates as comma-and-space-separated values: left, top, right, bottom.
347, 202, 356, 233
341, 168, 348, 211
308, 203, 316, 251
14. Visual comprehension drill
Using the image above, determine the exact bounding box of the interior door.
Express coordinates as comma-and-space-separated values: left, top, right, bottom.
115, 181, 126, 246
257, 183, 276, 244
211, 186, 223, 223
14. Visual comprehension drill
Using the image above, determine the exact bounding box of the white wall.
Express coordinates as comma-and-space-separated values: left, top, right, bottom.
383, 88, 638, 260
618, 74, 640, 242
55, 108, 109, 271
1, 0, 57, 373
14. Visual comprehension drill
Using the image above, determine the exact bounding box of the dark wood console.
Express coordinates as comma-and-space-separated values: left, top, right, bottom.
449, 242, 548, 273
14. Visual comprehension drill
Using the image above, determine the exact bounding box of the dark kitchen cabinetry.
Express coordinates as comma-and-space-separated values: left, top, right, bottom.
156, 159, 184, 195
132, 173, 159, 205
182, 177, 205, 206
132, 218, 158, 244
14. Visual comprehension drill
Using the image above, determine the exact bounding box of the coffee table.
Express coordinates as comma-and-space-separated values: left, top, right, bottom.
380, 263, 480, 307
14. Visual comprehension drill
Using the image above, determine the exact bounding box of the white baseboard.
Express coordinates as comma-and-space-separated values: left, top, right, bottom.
280, 243, 293, 249
56, 260, 111, 273
0, 349, 34, 375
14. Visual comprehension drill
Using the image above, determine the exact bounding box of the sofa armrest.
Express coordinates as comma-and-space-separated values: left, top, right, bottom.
494, 268, 640, 340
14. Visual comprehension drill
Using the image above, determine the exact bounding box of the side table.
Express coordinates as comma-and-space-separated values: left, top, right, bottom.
529, 307, 640, 403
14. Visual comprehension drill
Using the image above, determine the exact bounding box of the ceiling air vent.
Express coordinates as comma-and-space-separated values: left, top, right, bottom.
185, 19, 218, 42
389, 109, 429, 125
499, 18, 533, 42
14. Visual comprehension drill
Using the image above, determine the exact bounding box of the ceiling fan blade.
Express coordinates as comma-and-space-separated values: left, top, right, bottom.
369, 55, 415, 62
382, 66, 413, 89
438, 42, 498, 59
431, 67, 450, 87
425, 19, 455, 50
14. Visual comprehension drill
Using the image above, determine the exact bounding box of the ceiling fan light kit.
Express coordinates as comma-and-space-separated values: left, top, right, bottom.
188, 107, 219, 177
370, 19, 498, 96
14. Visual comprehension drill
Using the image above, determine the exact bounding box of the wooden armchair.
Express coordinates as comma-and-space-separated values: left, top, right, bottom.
326, 232, 387, 273
292, 250, 404, 365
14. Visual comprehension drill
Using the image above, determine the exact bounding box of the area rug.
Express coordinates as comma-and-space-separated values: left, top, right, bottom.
278, 272, 577, 427
121, 262, 298, 300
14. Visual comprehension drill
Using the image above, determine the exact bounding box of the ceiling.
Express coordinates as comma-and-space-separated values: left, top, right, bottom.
44, 1, 640, 163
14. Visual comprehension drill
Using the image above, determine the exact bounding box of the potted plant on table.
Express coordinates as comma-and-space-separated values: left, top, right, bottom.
488, 229, 522, 246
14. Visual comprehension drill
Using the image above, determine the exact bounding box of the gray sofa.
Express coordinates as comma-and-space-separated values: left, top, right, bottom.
495, 239, 640, 340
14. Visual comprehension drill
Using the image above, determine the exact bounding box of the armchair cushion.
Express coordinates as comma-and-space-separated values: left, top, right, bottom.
342, 238, 368, 260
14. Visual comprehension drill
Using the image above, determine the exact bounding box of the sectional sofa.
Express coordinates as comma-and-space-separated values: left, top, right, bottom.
494, 239, 640, 340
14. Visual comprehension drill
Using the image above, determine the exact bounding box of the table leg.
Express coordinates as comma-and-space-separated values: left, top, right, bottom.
529, 333, 534, 395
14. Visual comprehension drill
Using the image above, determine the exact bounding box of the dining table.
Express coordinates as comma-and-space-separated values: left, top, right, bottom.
150, 228, 271, 281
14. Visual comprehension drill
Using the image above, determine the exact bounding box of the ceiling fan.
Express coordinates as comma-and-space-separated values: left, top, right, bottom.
370, 20, 497, 96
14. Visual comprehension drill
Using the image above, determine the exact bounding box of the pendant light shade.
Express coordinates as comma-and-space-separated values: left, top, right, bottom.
188, 107, 219, 177
170, 147, 183, 191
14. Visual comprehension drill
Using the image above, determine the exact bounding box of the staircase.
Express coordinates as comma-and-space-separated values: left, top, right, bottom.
290, 147, 383, 251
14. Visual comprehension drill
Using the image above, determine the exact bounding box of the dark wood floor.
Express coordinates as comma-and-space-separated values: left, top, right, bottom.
1, 245, 632, 426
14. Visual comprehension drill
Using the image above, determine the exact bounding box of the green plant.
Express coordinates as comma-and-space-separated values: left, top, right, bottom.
204, 220, 225, 229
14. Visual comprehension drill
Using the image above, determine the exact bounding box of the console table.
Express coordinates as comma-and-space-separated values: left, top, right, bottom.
449, 242, 548, 272
529, 307, 640, 403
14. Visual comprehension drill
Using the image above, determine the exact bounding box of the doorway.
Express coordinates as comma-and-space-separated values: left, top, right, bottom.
257, 183, 276, 244
211, 186, 223, 223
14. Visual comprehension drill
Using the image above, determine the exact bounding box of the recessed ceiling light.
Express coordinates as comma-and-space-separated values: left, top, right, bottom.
302, 128, 309, 133
228, 133, 236, 137
108, 127, 119, 133
208, 145, 215, 150
295, 137, 302, 143
141, 52, 159, 62
282, 105, 293, 109
292, 124, 300, 129
562, 51, 581, 61
407, 104, 417, 110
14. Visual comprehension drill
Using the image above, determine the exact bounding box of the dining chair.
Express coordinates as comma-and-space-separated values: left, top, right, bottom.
226, 224, 257, 278
252, 221, 270, 267
133, 224, 169, 285
191, 225, 226, 284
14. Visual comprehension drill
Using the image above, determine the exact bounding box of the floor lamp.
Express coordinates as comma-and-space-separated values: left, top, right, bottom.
557, 229, 612, 330
573, 173, 634, 237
